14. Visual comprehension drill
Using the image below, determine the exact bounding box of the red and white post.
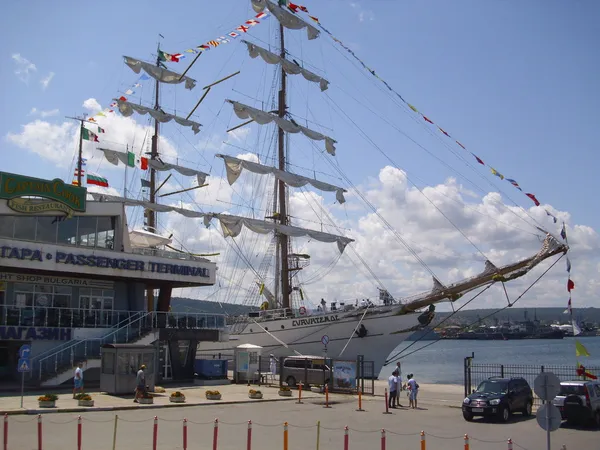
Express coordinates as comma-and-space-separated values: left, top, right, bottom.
247, 420, 252, 450
3, 413, 8, 450
381, 429, 386, 450
420, 430, 426, 450
152, 416, 158, 450
343, 426, 349, 450
213, 418, 219, 450
507, 438, 513, 450
383, 388, 391, 414
77, 416, 82, 450
37, 415, 42, 450
464, 434, 470, 450
183, 419, 188, 450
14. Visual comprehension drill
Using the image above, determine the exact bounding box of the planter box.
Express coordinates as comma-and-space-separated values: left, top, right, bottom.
78, 400, 94, 407
38, 401, 56, 408
206, 394, 222, 401
248, 393, 263, 399
278, 390, 292, 397
169, 397, 186, 403
138, 398, 154, 404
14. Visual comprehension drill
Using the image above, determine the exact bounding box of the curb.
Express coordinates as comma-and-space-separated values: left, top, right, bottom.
0, 396, 311, 416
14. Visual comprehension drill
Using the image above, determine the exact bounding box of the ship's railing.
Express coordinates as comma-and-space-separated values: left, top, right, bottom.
131, 247, 209, 262
0, 306, 227, 330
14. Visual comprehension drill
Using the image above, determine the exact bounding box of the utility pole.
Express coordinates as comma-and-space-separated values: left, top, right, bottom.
66, 114, 93, 186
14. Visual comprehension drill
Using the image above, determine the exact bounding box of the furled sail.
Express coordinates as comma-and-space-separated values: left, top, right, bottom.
97, 148, 208, 185
89, 193, 353, 253
115, 99, 201, 134
227, 100, 337, 155
251, 0, 319, 40
242, 40, 329, 91
124, 56, 197, 90
216, 154, 346, 203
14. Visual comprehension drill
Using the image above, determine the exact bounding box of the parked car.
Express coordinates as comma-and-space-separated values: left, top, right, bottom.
552, 380, 600, 427
462, 377, 533, 422
281, 355, 330, 388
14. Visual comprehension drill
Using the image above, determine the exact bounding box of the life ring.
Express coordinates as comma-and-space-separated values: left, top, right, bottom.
299, 306, 307, 315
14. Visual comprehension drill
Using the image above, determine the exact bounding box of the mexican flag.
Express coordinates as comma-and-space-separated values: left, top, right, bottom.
81, 128, 99, 142
87, 174, 109, 187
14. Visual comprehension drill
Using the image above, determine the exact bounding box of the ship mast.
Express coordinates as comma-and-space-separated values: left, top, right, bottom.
277, 23, 291, 310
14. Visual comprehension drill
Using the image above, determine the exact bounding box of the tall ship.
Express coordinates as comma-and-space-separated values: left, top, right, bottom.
1, 0, 570, 382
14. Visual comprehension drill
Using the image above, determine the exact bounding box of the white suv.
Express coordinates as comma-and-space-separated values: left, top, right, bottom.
552, 380, 600, 427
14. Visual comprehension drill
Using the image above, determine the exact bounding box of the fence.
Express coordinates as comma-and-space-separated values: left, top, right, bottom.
464, 358, 600, 407
2, 413, 560, 450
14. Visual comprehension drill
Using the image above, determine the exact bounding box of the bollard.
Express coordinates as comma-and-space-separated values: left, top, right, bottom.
343, 426, 349, 450
383, 388, 391, 414
247, 420, 252, 450
283, 422, 288, 450
77, 416, 82, 450
112, 415, 118, 450
381, 429, 386, 450
464, 434, 469, 450
213, 418, 219, 450
3, 413, 7, 450
183, 419, 188, 450
420, 430, 426, 450
296, 384, 303, 404
356, 390, 364, 411
37, 415, 42, 450
316, 421, 321, 450
152, 416, 158, 450
507, 438, 512, 450
324, 385, 331, 408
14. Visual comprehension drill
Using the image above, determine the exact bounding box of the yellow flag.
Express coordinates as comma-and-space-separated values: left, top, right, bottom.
575, 340, 590, 357
408, 104, 418, 113
259, 283, 265, 296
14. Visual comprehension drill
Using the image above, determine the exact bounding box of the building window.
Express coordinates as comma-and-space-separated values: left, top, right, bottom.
13, 217, 36, 241
97, 217, 116, 249
12, 283, 73, 309
77, 217, 98, 248
0, 216, 15, 238
35, 216, 59, 244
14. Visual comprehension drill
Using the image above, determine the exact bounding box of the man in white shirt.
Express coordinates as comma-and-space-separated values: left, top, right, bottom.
73, 362, 84, 398
388, 370, 399, 408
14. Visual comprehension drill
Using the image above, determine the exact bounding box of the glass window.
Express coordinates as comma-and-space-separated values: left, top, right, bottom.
57, 217, 78, 245
35, 216, 58, 244
97, 217, 116, 249
102, 353, 115, 375
13, 216, 36, 241
0, 216, 16, 238
77, 216, 97, 247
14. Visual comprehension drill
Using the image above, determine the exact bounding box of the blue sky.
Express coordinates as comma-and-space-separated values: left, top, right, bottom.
1, 0, 599, 307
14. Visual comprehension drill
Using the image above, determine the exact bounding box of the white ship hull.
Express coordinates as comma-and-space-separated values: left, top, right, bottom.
196, 308, 425, 378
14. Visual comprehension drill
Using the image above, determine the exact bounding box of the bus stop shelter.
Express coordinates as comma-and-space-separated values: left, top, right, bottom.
100, 344, 156, 395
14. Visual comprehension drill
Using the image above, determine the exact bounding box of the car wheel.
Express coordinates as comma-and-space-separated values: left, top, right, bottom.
463, 411, 474, 422
498, 405, 511, 423
523, 401, 533, 417
286, 376, 297, 388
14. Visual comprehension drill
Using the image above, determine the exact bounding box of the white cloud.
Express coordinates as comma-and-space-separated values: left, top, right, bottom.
82, 98, 102, 113
11, 53, 37, 83
40, 72, 55, 90
29, 107, 59, 118
350, 2, 375, 22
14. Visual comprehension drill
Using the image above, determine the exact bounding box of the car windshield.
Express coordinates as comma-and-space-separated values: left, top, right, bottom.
558, 384, 585, 396
476, 380, 508, 394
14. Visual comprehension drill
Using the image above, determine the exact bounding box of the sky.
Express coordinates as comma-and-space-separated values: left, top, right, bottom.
1, 0, 599, 313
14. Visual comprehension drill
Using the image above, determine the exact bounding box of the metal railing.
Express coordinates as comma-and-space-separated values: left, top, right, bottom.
464, 361, 600, 407
131, 247, 210, 262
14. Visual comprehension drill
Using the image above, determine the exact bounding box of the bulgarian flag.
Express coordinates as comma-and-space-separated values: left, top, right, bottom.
81, 128, 99, 142
87, 173, 109, 187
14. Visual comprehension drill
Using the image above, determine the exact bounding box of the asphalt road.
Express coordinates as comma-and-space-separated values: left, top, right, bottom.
4, 396, 597, 449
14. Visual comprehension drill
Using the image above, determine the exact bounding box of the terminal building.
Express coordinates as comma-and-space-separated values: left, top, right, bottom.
0, 171, 226, 387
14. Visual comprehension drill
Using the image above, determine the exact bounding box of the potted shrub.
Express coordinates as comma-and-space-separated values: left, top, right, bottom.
75, 393, 94, 407
169, 391, 186, 403
205, 390, 222, 400
248, 389, 263, 399
38, 393, 58, 408
278, 386, 292, 397
138, 391, 154, 405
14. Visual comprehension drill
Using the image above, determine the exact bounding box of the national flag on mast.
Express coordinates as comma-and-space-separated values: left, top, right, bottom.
81, 128, 99, 142
87, 173, 109, 188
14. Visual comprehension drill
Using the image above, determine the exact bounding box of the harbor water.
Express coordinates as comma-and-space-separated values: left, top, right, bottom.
378, 336, 600, 384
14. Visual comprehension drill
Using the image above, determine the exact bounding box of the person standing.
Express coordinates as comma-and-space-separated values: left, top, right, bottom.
134, 364, 147, 402
388, 369, 399, 409
73, 362, 84, 398
407, 373, 419, 409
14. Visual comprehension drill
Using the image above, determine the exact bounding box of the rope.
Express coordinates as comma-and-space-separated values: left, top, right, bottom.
338, 304, 371, 357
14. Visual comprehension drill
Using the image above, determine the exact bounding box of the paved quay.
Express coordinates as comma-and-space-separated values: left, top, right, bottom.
2, 387, 596, 450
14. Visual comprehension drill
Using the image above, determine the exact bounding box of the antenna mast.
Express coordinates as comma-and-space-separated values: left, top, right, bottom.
66, 114, 92, 186
277, 23, 291, 310
148, 40, 161, 232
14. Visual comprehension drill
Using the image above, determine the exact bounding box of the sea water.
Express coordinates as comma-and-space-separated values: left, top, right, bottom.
378, 336, 600, 384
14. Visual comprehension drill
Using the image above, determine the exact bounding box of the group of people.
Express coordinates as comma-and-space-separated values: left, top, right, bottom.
388, 362, 419, 409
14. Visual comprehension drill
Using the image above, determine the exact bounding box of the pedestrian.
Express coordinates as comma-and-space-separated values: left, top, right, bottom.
396, 367, 404, 407
73, 362, 84, 398
134, 364, 147, 403
388, 369, 399, 409
407, 373, 419, 409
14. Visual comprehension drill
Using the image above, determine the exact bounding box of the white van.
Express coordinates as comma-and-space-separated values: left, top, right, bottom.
281, 355, 330, 388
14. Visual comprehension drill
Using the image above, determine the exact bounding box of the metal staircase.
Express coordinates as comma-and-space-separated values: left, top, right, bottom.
29, 312, 155, 385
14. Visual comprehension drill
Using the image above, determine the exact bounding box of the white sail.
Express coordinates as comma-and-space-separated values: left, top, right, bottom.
242, 40, 329, 91
124, 56, 197, 90
217, 154, 346, 203
97, 148, 208, 185
89, 193, 353, 253
115, 99, 201, 134
227, 100, 337, 155
251, 0, 319, 40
